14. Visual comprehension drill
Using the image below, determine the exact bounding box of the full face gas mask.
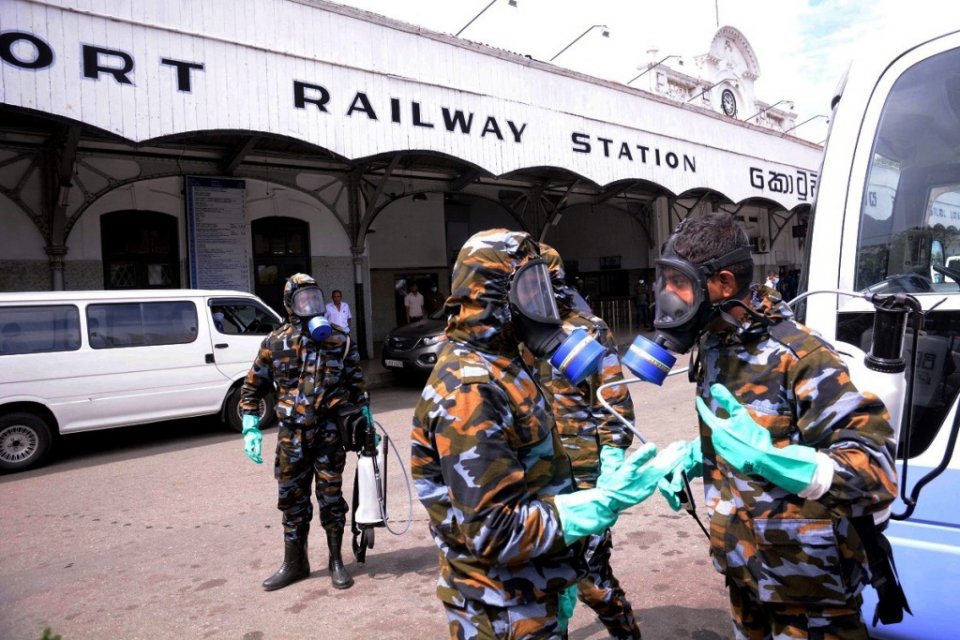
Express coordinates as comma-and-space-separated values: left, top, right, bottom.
508, 259, 604, 384
623, 242, 752, 385
291, 286, 332, 341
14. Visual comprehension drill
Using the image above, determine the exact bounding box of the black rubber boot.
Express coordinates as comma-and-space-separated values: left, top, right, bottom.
262, 540, 310, 591
327, 530, 354, 590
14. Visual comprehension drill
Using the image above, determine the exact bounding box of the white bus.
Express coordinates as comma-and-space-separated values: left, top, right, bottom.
801, 26, 960, 639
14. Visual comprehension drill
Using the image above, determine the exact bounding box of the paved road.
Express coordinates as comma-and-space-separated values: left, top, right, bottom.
0, 371, 732, 640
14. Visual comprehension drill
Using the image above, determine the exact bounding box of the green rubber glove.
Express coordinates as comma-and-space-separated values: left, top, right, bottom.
242, 414, 263, 464
557, 584, 578, 632
555, 441, 690, 544
597, 445, 626, 489
698, 383, 817, 494
657, 438, 703, 511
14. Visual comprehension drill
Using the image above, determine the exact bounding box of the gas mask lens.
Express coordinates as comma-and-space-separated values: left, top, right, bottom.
655, 266, 703, 326
511, 261, 559, 321
646, 258, 713, 355
292, 287, 325, 316
292, 286, 331, 341
621, 263, 699, 381
508, 260, 604, 385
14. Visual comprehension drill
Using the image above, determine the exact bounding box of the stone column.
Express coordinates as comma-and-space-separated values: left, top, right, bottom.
45, 244, 67, 291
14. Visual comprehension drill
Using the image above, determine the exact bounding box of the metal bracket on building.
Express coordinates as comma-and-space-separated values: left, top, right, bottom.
497, 181, 560, 236
449, 168, 481, 192
0, 148, 46, 238
609, 200, 656, 249
221, 136, 260, 176
539, 180, 580, 241
768, 206, 806, 244
46, 124, 80, 248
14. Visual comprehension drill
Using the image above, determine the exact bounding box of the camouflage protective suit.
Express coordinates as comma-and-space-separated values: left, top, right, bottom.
695, 286, 897, 639
411, 229, 585, 640
240, 274, 369, 544
535, 245, 641, 639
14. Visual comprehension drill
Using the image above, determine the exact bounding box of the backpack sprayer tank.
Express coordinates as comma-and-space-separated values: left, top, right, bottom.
354, 427, 387, 526
350, 415, 392, 565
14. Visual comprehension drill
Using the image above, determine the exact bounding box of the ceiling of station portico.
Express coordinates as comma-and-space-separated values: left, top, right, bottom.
4, 103, 815, 219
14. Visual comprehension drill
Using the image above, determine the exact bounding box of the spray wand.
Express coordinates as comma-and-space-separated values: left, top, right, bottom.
597, 334, 709, 539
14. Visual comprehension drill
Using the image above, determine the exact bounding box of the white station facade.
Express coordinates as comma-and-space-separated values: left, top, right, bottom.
0, 0, 823, 355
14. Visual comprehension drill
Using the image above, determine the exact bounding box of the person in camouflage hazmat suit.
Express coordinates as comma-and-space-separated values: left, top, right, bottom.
656, 212, 898, 638
535, 243, 641, 639
240, 273, 370, 591
411, 229, 687, 639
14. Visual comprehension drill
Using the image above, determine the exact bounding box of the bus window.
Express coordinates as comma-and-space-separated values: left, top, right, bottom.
837, 46, 960, 458
853, 47, 960, 295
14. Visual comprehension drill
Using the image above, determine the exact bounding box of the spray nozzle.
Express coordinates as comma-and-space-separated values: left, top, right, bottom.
361, 420, 379, 456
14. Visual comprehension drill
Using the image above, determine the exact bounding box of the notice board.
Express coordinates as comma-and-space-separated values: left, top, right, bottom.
186, 176, 250, 291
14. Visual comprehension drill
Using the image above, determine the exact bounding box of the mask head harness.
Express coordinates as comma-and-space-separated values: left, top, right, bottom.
507, 259, 604, 384
291, 285, 331, 341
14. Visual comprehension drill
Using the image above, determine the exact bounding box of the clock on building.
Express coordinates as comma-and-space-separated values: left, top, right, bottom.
721, 89, 737, 117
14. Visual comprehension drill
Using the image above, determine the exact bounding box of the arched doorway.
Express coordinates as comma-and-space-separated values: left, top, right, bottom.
100, 211, 181, 289
252, 216, 310, 315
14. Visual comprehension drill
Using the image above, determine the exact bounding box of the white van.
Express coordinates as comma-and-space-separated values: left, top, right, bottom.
0, 289, 284, 472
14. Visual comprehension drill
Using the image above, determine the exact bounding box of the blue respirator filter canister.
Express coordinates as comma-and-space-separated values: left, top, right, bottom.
549, 328, 606, 385
307, 315, 332, 341
622, 335, 677, 386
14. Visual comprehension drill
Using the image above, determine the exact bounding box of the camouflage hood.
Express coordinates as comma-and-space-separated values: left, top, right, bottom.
282, 272, 319, 326
446, 228, 540, 354
539, 242, 576, 314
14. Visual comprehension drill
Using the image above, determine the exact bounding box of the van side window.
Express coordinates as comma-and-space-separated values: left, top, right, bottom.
0, 306, 81, 355
210, 300, 280, 335
87, 301, 198, 348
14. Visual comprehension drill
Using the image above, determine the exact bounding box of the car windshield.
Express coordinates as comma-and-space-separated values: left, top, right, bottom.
428, 307, 447, 320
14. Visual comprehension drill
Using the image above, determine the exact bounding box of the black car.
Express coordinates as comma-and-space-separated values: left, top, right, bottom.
380, 290, 592, 375
380, 307, 448, 373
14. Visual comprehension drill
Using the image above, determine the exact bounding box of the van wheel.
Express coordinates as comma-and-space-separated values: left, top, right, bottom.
0, 412, 53, 473
225, 387, 276, 433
